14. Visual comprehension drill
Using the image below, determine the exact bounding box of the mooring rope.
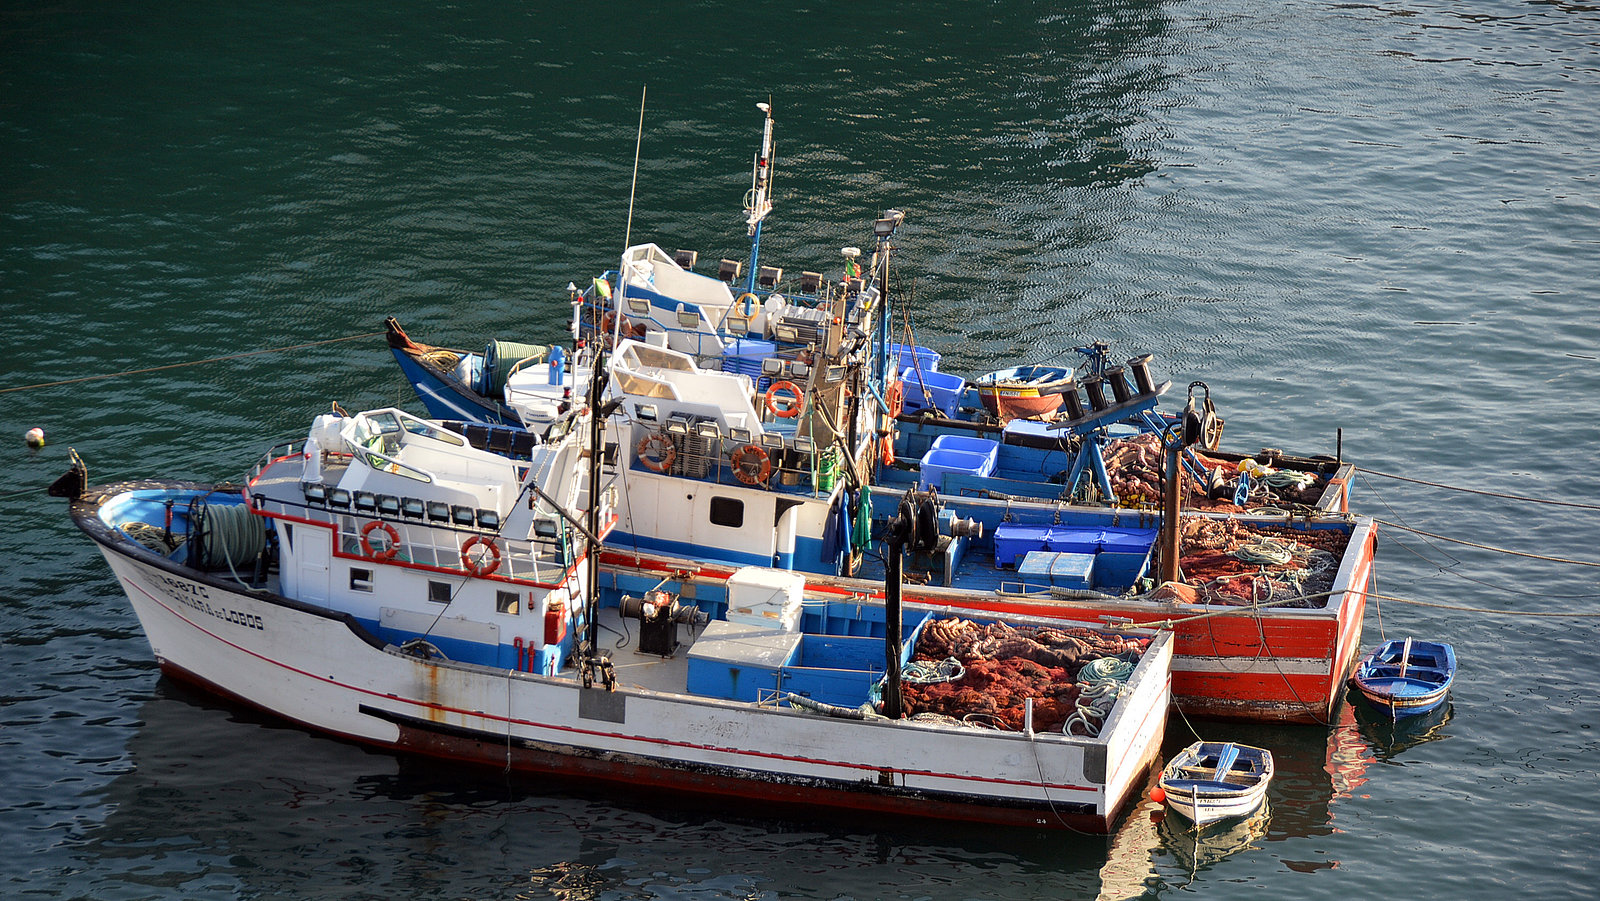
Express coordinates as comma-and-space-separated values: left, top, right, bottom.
1369, 590, 1600, 618
1358, 466, 1600, 511
0, 330, 387, 395
1374, 518, 1600, 567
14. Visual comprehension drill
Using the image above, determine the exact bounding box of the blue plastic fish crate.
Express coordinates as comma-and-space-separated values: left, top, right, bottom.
890, 343, 941, 373
918, 446, 996, 490
901, 367, 965, 417
992, 525, 1158, 568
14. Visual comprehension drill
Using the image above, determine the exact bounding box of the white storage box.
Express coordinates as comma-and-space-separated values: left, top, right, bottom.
724, 566, 806, 632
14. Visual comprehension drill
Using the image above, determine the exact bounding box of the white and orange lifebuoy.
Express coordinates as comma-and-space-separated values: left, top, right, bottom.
360, 520, 400, 561
730, 444, 772, 486
460, 535, 501, 577
765, 380, 804, 418
636, 432, 676, 472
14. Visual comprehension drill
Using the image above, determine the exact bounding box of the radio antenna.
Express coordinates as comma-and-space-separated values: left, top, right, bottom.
623, 86, 646, 251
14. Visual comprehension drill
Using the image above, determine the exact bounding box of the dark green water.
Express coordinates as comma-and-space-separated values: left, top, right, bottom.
4, 1, 1598, 898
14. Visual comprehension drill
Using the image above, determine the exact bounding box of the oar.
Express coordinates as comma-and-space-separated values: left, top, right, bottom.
1399, 637, 1412, 680
1213, 743, 1239, 780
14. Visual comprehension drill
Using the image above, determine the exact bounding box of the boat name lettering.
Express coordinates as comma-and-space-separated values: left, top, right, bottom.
155, 575, 265, 631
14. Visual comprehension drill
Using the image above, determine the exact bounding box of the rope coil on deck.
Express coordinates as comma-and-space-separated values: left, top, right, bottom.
903, 657, 965, 685
1062, 656, 1137, 738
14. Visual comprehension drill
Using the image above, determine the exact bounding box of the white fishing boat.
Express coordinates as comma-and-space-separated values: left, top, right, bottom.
1156, 741, 1274, 826
55, 396, 1173, 832
384, 104, 1377, 725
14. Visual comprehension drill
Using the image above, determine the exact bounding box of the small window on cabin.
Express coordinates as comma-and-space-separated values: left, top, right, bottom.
709, 496, 744, 528
427, 581, 452, 604
350, 568, 373, 592
496, 590, 520, 615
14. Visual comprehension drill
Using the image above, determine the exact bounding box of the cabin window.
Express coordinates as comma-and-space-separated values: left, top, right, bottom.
709, 496, 744, 528
349, 567, 373, 592
496, 590, 520, 615
427, 581, 452, 604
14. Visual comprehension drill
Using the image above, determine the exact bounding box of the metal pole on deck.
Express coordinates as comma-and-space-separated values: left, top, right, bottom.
881, 508, 910, 719
1159, 440, 1182, 584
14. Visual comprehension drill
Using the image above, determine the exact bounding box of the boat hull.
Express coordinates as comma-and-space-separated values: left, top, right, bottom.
1158, 742, 1274, 826
973, 366, 1076, 419
73, 491, 1170, 833
975, 383, 1066, 419
1351, 639, 1455, 719
1353, 681, 1448, 718
1161, 780, 1269, 826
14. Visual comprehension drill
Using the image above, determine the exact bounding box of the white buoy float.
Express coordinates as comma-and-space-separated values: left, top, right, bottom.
25, 427, 45, 449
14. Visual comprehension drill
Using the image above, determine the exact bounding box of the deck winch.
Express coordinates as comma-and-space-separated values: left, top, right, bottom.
619, 589, 708, 657
1043, 346, 1226, 504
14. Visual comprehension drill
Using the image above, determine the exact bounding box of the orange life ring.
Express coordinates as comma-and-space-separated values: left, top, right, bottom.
880, 435, 896, 466
360, 520, 400, 561
636, 433, 676, 472
460, 535, 502, 577
765, 380, 804, 418
730, 444, 772, 486
886, 379, 905, 418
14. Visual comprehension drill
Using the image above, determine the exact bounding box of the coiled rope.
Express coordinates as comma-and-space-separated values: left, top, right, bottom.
1260, 470, 1316, 489
191, 501, 265, 578
1063, 656, 1137, 738
903, 656, 965, 684
1230, 536, 1299, 567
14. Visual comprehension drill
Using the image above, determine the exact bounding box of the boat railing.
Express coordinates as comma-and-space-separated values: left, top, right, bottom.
329, 514, 570, 583
265, 472, 575, 584
629, 419, 843, 496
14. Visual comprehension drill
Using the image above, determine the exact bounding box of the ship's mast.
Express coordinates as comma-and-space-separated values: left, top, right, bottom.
743, 101, 775, 295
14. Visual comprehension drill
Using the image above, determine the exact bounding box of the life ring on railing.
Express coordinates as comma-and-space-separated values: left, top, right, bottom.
886, 378, 905, 418
765, 380, 804, 418
460, 535, 501, 577
360, 520, 400, 561
734, 292, 759, 318
730, 444, 772, 486
879, 435, 896, 467
636, 432, 676, 472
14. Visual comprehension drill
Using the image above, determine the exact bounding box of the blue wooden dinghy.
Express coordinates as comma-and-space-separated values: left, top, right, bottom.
1351, 637, 1456, 719
1157, 741, 1274, 826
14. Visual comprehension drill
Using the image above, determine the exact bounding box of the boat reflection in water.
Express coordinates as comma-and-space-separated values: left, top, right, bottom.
1156, 802, 1271, 879
1351, 694, 1456, 761
1096, 703, 1381, 898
